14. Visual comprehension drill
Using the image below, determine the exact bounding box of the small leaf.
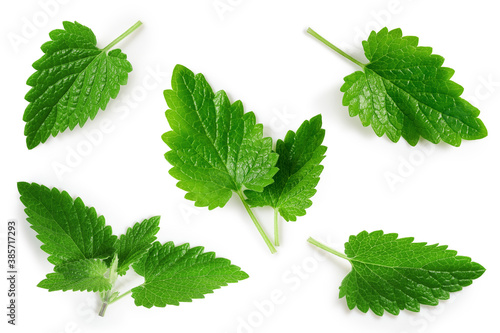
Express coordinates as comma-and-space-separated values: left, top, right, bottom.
17, 182, 117, 266
114, 216, 161, 275
245, 114, 326, 221
38, 259, 112, 292
24, 21, 141, 149
18, 182, 250, 314
308, 231, 486, 316
131, 241, 249, 308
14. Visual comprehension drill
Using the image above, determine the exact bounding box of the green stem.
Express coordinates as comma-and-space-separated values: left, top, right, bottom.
103, 20, 143, 52
274, 208, 279, 246
307, 237, 350, 260
306, 27, 365, 68
236, 190, 277, 254
109, 289, 133, 304
98, 291, 111, 317
98, 254, 119, 317
98, 302, 108, 317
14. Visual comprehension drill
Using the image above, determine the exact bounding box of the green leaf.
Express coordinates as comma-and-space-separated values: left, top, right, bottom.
308, 231, 486, 316
24, 21, 142, 149
162, 64, 279, 253
38, 259, 112, 292
131, 241, 249, 308
307, 27, 487, 146
114, 216, 160, 275
162, 64, 279, 210
17, 182, 117, 266
245, 114, 326, 221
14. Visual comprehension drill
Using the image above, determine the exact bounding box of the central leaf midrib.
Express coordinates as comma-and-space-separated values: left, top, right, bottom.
180, 79, 239, 191
349, 255, 450, 274
140, 254, 230, 288
47, 47, 105, 110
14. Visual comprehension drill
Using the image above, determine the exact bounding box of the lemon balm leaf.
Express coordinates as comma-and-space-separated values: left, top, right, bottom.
131, 241, 249, 308
307, 27, 487, 146
17, 182, 117, 266
23, 21, 142, 149
245, 115, 326, 245
162, 65, 279, 253
308, 231, 486, 316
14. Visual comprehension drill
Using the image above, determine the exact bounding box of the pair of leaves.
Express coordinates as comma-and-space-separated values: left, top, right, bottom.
308, 27, 488, 146
18, 182, 248, 311
162, 65, 326, 251
309, 231, 485, 316
24, 21, 141, 149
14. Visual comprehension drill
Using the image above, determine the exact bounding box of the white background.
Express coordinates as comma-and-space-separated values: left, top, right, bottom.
1, 0, 499, 332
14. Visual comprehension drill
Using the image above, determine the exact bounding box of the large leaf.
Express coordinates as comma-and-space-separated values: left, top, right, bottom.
162, 64, 279, 209
309, 230, 485, 316
309, 27, 488, 146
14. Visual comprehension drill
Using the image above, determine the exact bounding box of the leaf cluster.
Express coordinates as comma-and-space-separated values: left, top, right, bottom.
18, 182, 248, 315
162, 65, 327, 251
